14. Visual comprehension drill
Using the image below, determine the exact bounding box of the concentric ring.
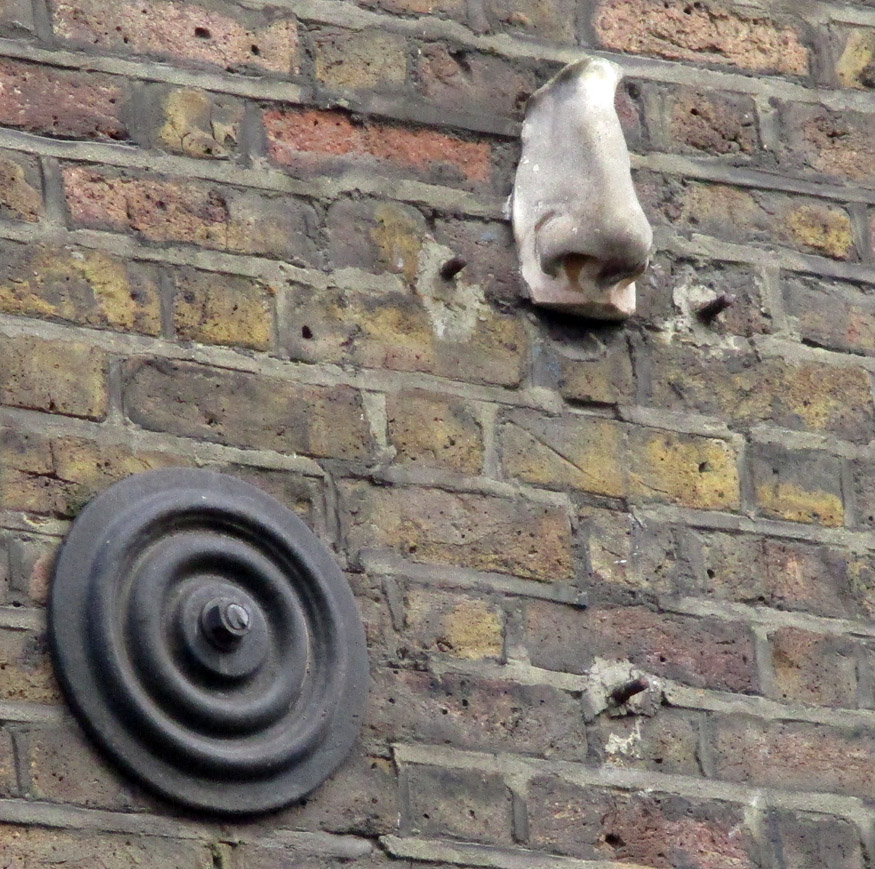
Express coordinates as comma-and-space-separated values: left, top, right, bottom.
48, 469, 368, 814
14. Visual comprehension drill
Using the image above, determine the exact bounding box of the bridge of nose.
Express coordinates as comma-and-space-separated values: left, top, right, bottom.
512, 56, 653, 320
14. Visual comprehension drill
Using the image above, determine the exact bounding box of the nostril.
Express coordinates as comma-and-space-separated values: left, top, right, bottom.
563, 253, 597, 286
597, 256, 649, 288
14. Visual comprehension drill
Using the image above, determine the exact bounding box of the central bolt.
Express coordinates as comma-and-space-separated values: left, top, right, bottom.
201, 598, 251, 651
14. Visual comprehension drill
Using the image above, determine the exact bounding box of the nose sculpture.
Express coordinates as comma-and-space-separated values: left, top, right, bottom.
512, 57, 653, 320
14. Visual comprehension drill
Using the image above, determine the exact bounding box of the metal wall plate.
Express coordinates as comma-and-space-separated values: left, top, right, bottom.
48, 468, 368, 815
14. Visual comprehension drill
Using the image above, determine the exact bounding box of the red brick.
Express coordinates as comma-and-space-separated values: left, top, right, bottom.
524, 601, 758, 692
768, 627, 859, 708
665, 86, 759, 156
264, 108, 493, 186
0, 59, 128, 141
366, 667, 589, 760
593, 0, 809, 76
342, 482, 574, 581
124, 359, 376, 461
52, 0, 299, 75
710, 716, 875, 798
63, 166, 318, 263
483, 0, 578, 41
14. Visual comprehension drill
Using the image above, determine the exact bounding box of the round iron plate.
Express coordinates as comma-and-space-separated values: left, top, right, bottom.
49, 468, 368, 814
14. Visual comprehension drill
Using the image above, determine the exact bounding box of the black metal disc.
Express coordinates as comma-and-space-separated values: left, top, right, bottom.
48, 468, 368, 815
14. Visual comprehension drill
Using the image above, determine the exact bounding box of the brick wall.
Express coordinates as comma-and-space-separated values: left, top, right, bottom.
0, 0, 874, 866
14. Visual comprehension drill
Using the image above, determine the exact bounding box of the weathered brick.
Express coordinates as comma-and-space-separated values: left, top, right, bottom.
6, 534, 58, 607
0, 0, 33, 35
482, 0, 577, 42
366, 667, 588, 759
527, 777, 757, 867
0, 729, 15, 796
0, 825, 214, 868
147, 87, 244, 159
171, 267, 275, 350
0, 59, 129, 141
387, 390, 484, 474
0, 628, 59, 703
124, 359, 375, 461
847, 456, 875, 531
777, 103, 875, 186
639, 175, 858, 260
63, 166, 319, 263
831, 25, 875, 89
524, 601, 758, 692
768, 627, 859, 707
356, 0, 465, 18
500, 410, 626, 497
0, 241, 161, 334
640, 254, 773, 336
784, 273, 875, 356
0, 335, 107, 420
589, 709, 702, 776
52, 0, 299, 75
282, 285, 528, 388
710, 716, 875, 798
664, 85, 759, 156
765, 810, 864, 869
0, 151, 42, 222
749, 444, 844, 527
27, 723, 154, 810
417, 44, 537, 119
342, 482, 574, 581
645, 339, 875, 443
312, 27, 407, 92
406, 765, 513, 844
264, 108, 493, 187
403, 587, 503, 659
628, 428, 740, 511
690, 532, 860, 619
593, 0, 809, 76
554, 330, 635, 406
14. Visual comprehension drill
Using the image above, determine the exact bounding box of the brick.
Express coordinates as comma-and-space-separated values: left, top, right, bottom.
27, 723, 154, 810
52, 0, 299, 75
0, 729, 15, 796
640, 254, 773, 336
225, 849, 391, 869
0, 0, 33, 35
326, 199, 428, 285
664, 86, 759, 156
0, 825, 214, 868
589, 709, 702, 776
524, 601, 758, 692
366, 667, 588, 759
628, 428, 740, 511
0, 151, 42, 222
281, 285, 528, 388
709, 716, 875, 798
171, 267, 275, 350
342, 482, 573, 581
356, 0, 466, 17
784, 273, 875, 356
417, 44, 537, 119
124, 359, 375, 461
593, 0, 809, 76
645, 340, 875, 443
500, 410, 626, 497
766, 810, 864, 869
387, 390, 484, 474
403, 587, 503, 659
6, 534, 58, 607
768, 627, 859, 707
639, 175, 858, 260
269, 753, 398, 836
777, 103, 875, 186
312, 27, 407, 92
482, 0, 577, 42
63, 166, 319, 263
406, 765, 513, 844
691, 532, 860, 620
149, 87, 243, 159
749, 444, 844, 527
264, 108, 493, 187
0, 628, 60, 703
0, 59, 128, 141
832, 25, 875, 89
527, 778, 757, 867
0, 241, 161, 334
0, 335, 107, 420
